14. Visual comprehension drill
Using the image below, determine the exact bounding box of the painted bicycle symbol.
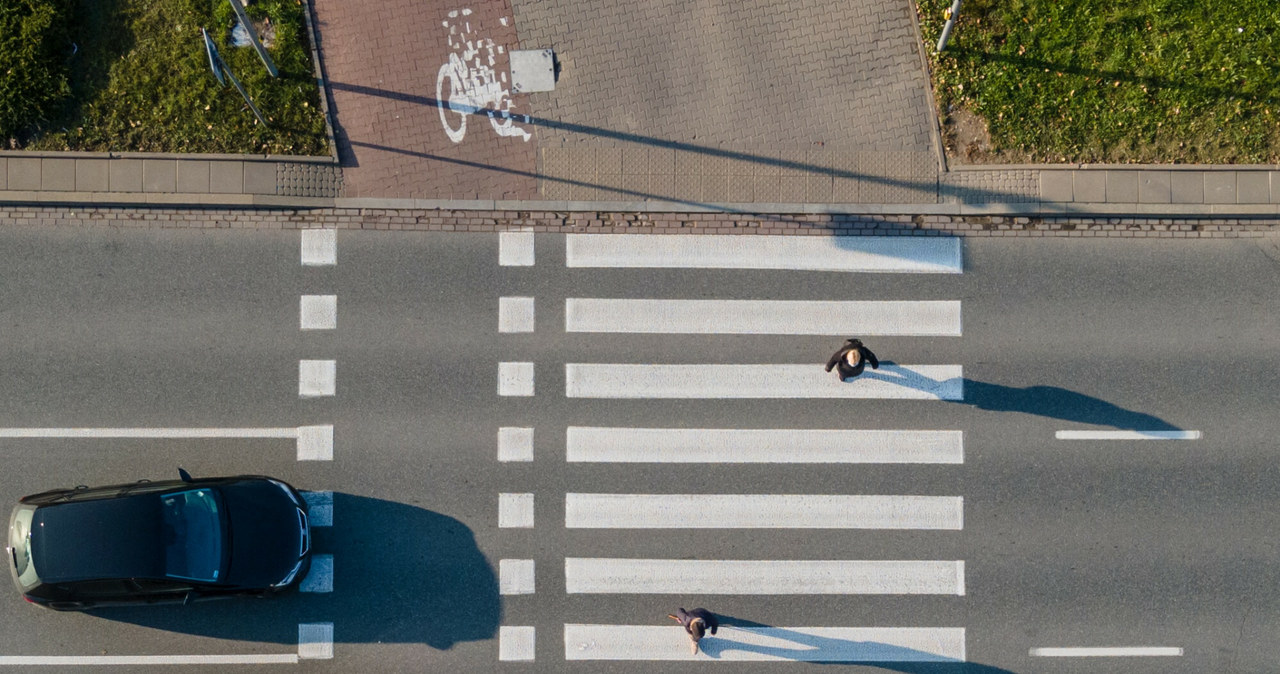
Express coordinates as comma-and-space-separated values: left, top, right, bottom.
437, 9, 531, 143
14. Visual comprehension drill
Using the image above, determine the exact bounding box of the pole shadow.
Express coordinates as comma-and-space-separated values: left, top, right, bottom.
83, 493, 499, 648
701, 614, 1018, 673
862, 364, 1180, 431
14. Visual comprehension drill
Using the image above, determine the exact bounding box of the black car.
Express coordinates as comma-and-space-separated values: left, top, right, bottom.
6, 470, 310, 610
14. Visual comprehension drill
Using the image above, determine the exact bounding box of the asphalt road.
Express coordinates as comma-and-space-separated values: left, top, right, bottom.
0, 225, 1278, 673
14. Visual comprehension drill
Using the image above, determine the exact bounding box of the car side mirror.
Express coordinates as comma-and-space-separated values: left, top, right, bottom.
183, 590, 198, 606
178, 468, 193, 483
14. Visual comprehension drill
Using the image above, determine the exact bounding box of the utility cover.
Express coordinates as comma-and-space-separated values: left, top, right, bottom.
510, 49, 555, 93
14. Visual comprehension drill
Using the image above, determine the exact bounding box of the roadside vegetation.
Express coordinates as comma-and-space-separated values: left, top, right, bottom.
916, 0, 1280, 164
1, 0, 327, 155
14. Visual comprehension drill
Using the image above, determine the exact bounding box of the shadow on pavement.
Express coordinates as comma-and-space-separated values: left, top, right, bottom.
709, 614, 1017, 672
86, 493, 499, 648
864, 364, 1181, 431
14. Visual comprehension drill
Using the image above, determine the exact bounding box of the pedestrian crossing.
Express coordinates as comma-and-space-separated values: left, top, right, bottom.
500, 233, 966, 664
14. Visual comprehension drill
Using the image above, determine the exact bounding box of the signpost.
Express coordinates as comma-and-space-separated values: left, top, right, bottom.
226, 0, 278, 77
202, 27, 269, 127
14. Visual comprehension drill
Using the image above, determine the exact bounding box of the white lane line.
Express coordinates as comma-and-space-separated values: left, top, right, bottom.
566, 494, 963, 530
567, 428, 963, 464
498, 427, 534, 462
0, 623, 336, 665
499, 297, 536, 333
500, 231, 535, 266
300, 554, 333, 593
0, 426, 332, 462
499, 493, 535, 528
302, 491, 333, 525
565, 625, 966, 662
499, 362, 535, 396
566, 234, 962, 273
566, 299, 962, 336
1030, 647, 1183, 657
1056, 430, 1201, 440
300, 295, 337, 330
300, 229, 336, 266
566, 364, 963, 399
565, 559, 964, 595
500, 626, 537, 661
299, 359, 336, 398
297, 623, 334, 660
500, 559, 536, 595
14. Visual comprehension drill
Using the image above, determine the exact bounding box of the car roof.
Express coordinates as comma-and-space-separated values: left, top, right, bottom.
30, 492, 169, 583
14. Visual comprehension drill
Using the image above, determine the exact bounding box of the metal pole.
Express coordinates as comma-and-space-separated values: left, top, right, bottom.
227, 0, 278, 77
936, 0, 964, 52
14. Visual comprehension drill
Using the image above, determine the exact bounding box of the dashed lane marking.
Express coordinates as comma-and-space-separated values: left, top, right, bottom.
0, 426, 333, 461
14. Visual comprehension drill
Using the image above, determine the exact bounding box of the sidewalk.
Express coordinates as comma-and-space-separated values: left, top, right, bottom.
0, 0, 1277, 219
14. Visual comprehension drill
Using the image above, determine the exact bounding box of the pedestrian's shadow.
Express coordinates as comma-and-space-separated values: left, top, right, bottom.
862, 364, 1180, 431
703, 615, 1016, 672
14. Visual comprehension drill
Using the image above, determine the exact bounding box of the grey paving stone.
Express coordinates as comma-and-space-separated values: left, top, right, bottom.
243, 162, 277, 195
0, 158, 6, 189
40, 159, 76, 191
8, 158, 42, 191
1074, 171, 1107, 202
177, 161, 211, 193
76, 159, 109, 191
1272, 171, 1280, 204
143, 160, 176, 193
1203, 172, 1236, 204
1105, 171, 1138, 203
209, 162, 244, 194
1138, 171, 1171, 203
1040, 170, 1073, 202
109, 159, 143, 192
1170, 172, 1203, 203
1235, 171, 1269, 204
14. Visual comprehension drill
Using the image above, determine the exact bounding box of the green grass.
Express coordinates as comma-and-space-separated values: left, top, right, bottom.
917, 0, 1280, 163
25, 0, 327, 154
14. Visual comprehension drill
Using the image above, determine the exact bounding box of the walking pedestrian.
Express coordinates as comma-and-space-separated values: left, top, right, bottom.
668, 607, 719, 654
825, 338, 879, 381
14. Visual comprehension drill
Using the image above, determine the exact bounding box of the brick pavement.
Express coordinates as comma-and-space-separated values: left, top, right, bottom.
0, 206, 1271, 238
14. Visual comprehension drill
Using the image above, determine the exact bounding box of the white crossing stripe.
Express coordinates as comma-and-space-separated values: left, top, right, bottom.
300, 295, 337, 330
499, 493, 535, 528
566, 494, 963, 530
566, 234, 962, 273
566, 364, 963, 399
302, 491, 333, 526
500, 626, 537, 661
297, 623, 334, 660
300, 554, 333, 593
299, 359, 336, 397
566, 299, 962, 336
567, 427, 963, 464
500, 231, 535, 266
499, 362, 535, 396
500, 559, 536, 595
498, 427, 535, 462
0, 426, 332, 462
565, 625, 966, 662
1056, 430, 1201, 440
499, 297, 536, 332
1030, 647, 1183, 657
565, 559, 964, 595
300, 229, 336, 266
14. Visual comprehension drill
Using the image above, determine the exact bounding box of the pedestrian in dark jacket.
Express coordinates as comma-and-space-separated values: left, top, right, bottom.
825, 338, 879, 380
668, 607, 719, 654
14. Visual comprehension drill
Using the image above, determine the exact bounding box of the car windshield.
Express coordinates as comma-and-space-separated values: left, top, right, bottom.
160, 489, 224, 582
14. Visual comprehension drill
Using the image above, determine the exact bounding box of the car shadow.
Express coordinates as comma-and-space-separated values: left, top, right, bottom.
86, 493, 499, 648
705, 614, 1018, 673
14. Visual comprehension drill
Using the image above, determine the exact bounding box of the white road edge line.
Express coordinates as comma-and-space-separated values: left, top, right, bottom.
0, 426, 334, 462
1030, 647, 1183, 657
1055, 430, 1201, 440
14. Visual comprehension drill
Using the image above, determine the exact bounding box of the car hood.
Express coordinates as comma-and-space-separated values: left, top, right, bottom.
220, 481, 306, 587
30, 497, 164, 582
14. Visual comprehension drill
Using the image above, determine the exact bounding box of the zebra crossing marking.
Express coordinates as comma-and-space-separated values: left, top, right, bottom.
564, 625, 966, 662
565, 494, 963, 530
566, 234, 962, 273
566, 299, 962, 335
566, 427, 963, 463
565, 559, 965, 595
566, 364, 963, 399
